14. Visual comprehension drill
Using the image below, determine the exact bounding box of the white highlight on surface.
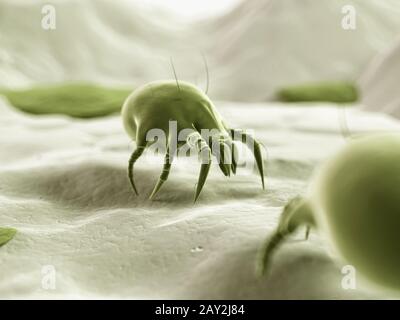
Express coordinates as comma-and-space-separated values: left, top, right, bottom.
133, 0, 241, 20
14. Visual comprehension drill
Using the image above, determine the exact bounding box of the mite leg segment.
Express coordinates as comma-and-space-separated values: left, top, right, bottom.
231, 142, 238, 174
149, 146, 174, 200
187, 130, 212, 202
128, 141, 148, 195
257, 197, 314, 276
210, 137, 232, 177
305, 225, 311, 240
230, 129, 265, 189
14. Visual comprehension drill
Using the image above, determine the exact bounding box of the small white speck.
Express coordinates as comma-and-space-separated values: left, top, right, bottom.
190, 246, 203, 253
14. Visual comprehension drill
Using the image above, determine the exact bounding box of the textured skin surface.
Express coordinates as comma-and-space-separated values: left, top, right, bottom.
1, 96, 400, 299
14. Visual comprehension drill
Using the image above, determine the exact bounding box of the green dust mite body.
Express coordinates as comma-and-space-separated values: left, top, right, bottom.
259, 134, 400, 291
122, 80, 265, 202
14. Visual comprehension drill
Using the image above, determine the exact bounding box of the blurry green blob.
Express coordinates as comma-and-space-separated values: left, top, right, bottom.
276, 81, 358, 103
1, 83, 132, 118
259, 134, 400, 291
0, 227, 17, 247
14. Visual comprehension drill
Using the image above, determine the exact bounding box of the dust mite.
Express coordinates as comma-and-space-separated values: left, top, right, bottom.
258, 134, 400, 291
121, 80, 265, 202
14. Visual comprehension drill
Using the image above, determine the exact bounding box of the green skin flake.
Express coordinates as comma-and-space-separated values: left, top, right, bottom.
276, 81, 358, 104
1, 83, 132, 118
0, 227, 17, 247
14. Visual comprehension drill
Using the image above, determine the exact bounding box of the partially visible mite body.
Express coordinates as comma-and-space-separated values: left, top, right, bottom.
122, 80, 265, 202
258, 134, 400, 291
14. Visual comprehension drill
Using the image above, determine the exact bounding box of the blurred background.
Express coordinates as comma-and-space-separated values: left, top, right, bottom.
0, 0, 399, 114
2, 0, 400, 300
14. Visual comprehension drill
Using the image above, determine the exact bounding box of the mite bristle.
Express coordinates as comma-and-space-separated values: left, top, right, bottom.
170, 57, 181, 92
338, 104, 352, 140
201, 52, 210, 94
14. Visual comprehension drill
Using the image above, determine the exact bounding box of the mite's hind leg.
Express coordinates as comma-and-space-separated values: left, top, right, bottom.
149, 146, 174, 200
219, 138, 237, 176
128, 139, 148, 195
187, 130, 212, 203
211, 138, 232, 177
231, 142, 238, 174
230, 129, 265, 189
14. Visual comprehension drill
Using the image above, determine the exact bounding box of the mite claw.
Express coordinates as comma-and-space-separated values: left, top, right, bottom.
194, 162, 211, 202
216, 139, 232, 177
231, 143, 238, 174
149, 147, 173, 200
149, 180, 163, 200
219, 163, 231, 177
128, 145, 147, 196
230, 129, 265, 189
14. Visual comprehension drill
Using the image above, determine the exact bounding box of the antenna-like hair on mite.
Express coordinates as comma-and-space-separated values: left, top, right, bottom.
170, 57, 181, 92
337, 104, 351, 140
201, 53, 209, 94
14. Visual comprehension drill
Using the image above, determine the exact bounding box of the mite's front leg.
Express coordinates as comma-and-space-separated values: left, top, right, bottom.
149, 145, 174, 200
128, 141, 148, 195
187, 130, 212, 202
230, 129, 265, 189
